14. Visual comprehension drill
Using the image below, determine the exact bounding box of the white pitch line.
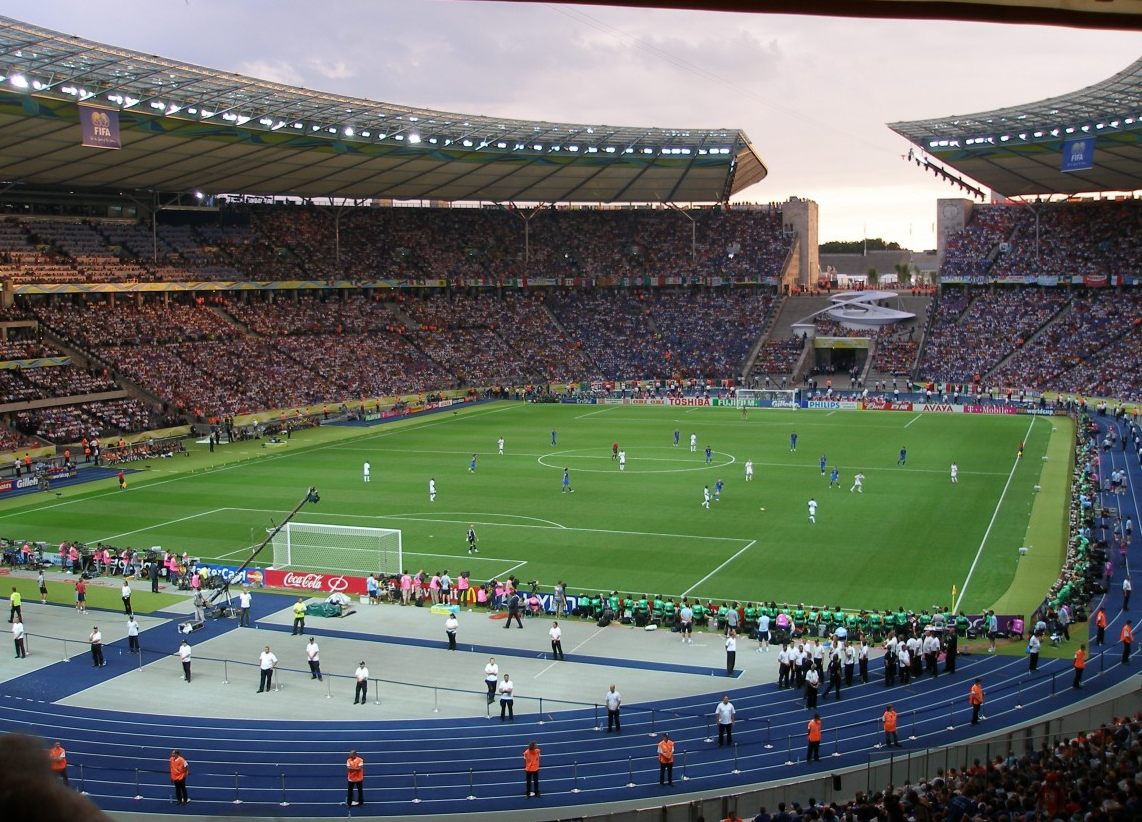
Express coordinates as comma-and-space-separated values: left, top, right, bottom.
956, 416, 1038, 609
683, 539, 757, 596
904, 414, 922, 428
385, 511, 568, 529
575, 407, 612, 419
226, 507, 744, 543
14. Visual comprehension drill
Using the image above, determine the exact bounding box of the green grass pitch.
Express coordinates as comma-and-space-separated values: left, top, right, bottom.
0, 402, 1067, 615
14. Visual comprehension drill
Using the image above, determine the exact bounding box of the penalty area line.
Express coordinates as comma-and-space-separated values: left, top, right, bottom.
682, 540, 756, 597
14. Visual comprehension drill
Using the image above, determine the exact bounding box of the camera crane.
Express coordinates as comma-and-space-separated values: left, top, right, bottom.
206, 486, 320, 614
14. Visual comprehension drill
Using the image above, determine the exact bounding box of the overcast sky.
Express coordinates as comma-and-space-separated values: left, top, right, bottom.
8, 1, 1141, 249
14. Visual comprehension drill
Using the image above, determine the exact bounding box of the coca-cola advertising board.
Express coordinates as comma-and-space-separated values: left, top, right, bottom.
262, 569, 368, 595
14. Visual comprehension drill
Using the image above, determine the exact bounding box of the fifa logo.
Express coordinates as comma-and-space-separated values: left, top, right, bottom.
91, 110, 112, 138
1069, 140, 1087, 163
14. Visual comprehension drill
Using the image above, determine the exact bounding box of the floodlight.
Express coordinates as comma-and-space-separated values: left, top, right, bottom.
10, 74, 28, 88
408, 134, 420, 143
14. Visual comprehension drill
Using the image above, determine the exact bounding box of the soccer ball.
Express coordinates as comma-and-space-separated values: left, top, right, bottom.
759, 507, 766, 511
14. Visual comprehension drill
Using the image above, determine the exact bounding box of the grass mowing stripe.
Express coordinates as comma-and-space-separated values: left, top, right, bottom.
955, 415, 1038, 610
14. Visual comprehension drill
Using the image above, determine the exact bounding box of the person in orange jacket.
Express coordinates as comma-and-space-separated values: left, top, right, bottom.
969, 679, 985, 725
169, 749, 189, 805
1073, 643, 1086, 689
346, 750, 364, 807
882, 704, 900, 747
657, 732, 675, 786
806, 713, 822, 763
1095, 607, 1107, 646
523, 741, 541, 798
48, 741, 68, 785
1121, 620, 1134, 666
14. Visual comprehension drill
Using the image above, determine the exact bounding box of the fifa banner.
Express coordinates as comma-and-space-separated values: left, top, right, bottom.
1061, 137, 1094, 173
560, 398, 598, 405
1018, 407, 1069, 417
262, 568, 369, 596
79, 105, 121, 149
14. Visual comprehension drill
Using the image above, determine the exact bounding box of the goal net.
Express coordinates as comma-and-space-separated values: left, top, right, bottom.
733, 388, 800, 408
270, 522, 402, 577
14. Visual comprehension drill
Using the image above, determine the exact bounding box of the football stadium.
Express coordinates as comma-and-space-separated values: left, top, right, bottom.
0, 6, 1141, 822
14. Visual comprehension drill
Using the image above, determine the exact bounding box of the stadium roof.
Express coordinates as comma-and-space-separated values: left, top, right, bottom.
888, 56, 1142, 198
532, 0, 1142, 30
0, 16, 764, 205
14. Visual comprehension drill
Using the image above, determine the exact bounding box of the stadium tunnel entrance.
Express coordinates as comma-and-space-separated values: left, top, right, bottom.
812, 336, 869, 375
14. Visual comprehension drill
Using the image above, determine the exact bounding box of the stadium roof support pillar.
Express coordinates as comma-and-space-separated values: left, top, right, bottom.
781, 198, 819, 289
936, 199, 972, 274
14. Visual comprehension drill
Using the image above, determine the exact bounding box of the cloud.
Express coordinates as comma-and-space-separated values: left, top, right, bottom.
308, 59, 355, 81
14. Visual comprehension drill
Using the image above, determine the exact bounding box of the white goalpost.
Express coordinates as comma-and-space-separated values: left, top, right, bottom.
270, 522, 402, 577
733, 388, 800, 408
